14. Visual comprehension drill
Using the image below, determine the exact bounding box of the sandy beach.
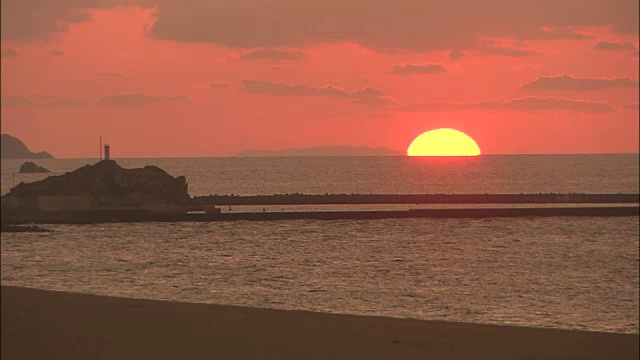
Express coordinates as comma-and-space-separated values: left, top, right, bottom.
1, 286, 637, 359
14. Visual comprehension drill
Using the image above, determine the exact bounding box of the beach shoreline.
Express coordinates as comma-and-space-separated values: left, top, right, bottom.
2, 285, 638, 359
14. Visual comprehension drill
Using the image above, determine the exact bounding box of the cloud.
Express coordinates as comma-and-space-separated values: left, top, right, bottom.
351, 96, 395, 106
1, 0, 154, 41
395, 97, 613, 113
476, 41, 543, 57
49, 49, 64, 56
98, 72, 125, 78
623, 103, 639, 110
516, 64, 541, 71
594, 40, 637, 51
1, 95, 88, 108
208, 82, 231, 89
449, 50, 465, 60
148, 0, 638, 52
97, 93, 189, 106
238, 48, 306, 61
4, 0, 635, 52
521, 74, 639, 91
388, 63, 447, 75
241, 80, 391, 106
1, 48, 18, 58
517, 27, 594, 40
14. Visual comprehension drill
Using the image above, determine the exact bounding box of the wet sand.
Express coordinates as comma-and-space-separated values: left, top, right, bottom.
2, 286, 638, 359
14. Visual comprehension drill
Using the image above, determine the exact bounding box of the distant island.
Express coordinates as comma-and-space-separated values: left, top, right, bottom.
18, 161, 50, 173
239, 146, 402, 157
1, 134, 54, 159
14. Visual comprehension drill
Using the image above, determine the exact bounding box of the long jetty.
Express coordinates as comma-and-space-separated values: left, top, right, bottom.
191, 193, 640, 206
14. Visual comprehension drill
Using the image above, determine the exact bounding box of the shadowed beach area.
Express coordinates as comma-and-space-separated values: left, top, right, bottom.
2, 286, 638, 359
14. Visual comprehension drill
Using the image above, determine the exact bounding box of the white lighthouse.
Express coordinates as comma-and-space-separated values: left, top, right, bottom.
104, 144, 110, 161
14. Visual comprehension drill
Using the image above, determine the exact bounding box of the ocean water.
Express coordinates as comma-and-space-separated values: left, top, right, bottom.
1, 154, 639, 334
2, 154, 639, 196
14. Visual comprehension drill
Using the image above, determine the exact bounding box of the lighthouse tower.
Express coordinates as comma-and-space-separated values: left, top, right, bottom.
104, 144, 110, 161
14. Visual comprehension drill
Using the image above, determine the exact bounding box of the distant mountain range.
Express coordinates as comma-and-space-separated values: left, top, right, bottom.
239, 146, 402, 157
1, 134, 54, 159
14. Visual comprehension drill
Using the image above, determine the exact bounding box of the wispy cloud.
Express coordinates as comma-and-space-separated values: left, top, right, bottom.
98, 72, 125, 78
49, 49, 64, 56
517, 28, 594, 40
241, 80, 392, 106
395, 97, 613, 113
449, 50, 465, 60
208, 82, 231, 89
476, 41, 542, 57
594, 41, 637, 51
1, 48, 18, 58
521, 74, 639, 91
388, 63, 447, 75
238, 48, 306, 61
97, 93, 189, 106
1, 94, 89, 108
623, 103, 639, 110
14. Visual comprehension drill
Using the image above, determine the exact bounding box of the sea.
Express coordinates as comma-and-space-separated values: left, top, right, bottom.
1, 154, 639, 334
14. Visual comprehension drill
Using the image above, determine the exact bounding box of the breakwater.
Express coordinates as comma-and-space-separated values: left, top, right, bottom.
213, 206, 639, 221
4, 206, 637, 225
191, 193, 640, 206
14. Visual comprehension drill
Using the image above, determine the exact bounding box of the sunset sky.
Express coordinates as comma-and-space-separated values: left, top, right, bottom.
1, 0, 638, 158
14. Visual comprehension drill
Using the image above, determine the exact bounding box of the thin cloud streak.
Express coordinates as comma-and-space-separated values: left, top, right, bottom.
521, 74, 639, 91
208, 82, 231, 89
395, 97, 614, 113
594, 41, 637, 51
1, 48, 18, 58
241, 80, 391, 106
97, 93, 189, 106
238, 48, 306, 61
98, 72, 125, 78
388, 63, 447, 75
1, 95, 89, 108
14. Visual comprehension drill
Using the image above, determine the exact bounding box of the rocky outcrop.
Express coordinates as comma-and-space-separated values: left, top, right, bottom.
1, 134, 53, 159
18, 161, 50, 173
1, 224, 51, 232
2, 160, 190, 222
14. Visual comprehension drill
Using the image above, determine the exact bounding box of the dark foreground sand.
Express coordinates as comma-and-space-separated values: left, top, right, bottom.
2, 286, 638, 360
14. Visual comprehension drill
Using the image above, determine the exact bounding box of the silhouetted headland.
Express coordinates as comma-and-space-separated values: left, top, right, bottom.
1, 160, 638, 224
1, 134, 53, 159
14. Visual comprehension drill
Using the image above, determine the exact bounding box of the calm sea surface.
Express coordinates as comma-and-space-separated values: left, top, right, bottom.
1, 155, 639, 334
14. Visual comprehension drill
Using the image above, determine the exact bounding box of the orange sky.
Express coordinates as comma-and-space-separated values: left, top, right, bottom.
1, 1, 638, 158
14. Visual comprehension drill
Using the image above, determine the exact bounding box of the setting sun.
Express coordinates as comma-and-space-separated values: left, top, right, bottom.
407, 128, 481, 157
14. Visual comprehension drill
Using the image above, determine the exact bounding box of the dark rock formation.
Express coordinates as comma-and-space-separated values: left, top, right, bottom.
2, 160, 190, 221
1, 134, 54, 159
1, 224, 51, 232
18, 161, 50, 173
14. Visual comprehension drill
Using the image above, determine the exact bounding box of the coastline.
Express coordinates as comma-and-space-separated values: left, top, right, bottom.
2, 286, 638, 360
